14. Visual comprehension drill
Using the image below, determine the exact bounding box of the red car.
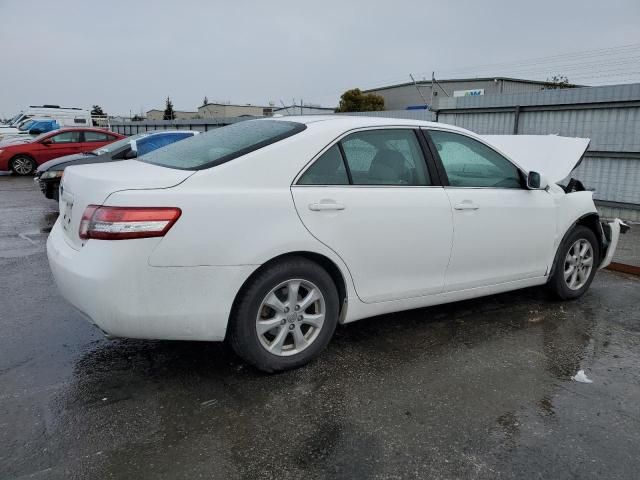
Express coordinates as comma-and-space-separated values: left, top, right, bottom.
0, 128, 125, 175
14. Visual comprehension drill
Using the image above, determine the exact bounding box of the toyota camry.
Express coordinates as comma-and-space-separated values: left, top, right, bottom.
47, 117, 628, 372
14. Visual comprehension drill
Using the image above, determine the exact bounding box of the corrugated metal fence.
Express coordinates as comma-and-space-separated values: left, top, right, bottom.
342, 84, 640, 220
433, 83, 640, 220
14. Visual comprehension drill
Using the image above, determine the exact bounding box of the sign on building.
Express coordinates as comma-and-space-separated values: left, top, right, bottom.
453, 89, 485, 97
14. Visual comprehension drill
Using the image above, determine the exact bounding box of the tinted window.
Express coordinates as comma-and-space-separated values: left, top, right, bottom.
84, 131, 110, 142
341, 129, 430, 185
298, 145, 349, 185
140, 120, 305, 170
429, 130, 521, 188
48, 131, 81, 144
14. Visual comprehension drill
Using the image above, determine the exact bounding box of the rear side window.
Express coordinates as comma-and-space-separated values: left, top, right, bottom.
84, 131, 110, 142
298, 145, 349, 185
140, 120, 305, 170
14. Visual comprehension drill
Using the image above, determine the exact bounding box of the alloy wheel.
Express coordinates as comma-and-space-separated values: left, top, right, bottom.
563, 239, 594, 290
12, 157, 34, 175
256, 279, 326, 356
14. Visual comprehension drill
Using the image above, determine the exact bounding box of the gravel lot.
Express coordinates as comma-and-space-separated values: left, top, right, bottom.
1, 176, 639, 480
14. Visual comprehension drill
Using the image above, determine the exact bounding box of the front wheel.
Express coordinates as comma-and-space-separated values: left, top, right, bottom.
10, 156, 37, 176
548, 225, 599, 300
228, 257, 339, 372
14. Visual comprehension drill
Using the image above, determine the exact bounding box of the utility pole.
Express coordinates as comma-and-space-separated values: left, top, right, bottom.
430, 71, 435, 111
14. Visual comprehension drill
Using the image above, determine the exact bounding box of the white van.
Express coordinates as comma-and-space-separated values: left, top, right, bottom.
0, 105, 91, 133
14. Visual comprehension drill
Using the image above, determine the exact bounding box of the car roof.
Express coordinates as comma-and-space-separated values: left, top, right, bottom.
47, 127, 123, 134
270, 115, 471, 134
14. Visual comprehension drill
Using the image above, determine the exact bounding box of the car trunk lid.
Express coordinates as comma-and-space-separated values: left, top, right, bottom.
58, 160, 193, 249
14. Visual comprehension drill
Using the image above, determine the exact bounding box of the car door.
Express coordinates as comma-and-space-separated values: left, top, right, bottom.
291, 128, 453, 304
424, 128, 556, 292
34, 130, 83, 163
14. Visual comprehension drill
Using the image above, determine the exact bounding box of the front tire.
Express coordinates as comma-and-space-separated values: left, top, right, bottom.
549, 225, 599, 300
10, 156, 36, 176
228, 257, 339, 372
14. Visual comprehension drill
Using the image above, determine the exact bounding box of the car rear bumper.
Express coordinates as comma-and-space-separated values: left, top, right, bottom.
599, 218, 630, 269
47, 219, 255, 341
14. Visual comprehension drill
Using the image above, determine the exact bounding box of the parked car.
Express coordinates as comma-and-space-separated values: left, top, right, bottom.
0, 105, 91, 134
47, 117, 628, 372
0, 119, 59, 144
0, 128, 124, 175
35, 130, 199, 199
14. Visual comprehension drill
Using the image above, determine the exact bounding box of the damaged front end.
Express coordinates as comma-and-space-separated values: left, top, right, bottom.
599, 218, 631, 269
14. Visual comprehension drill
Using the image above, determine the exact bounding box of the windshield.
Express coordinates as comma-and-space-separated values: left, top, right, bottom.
18, 120, 36, 131
93, 132, 149, 154
139, 120, 306, 170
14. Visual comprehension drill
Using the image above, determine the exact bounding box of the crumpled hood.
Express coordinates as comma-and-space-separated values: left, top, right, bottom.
482, 135, 590, 184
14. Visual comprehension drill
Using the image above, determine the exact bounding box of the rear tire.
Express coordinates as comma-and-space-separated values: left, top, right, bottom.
228, 256, 339, 372
548, 225, 599, 300
10, 156, 36, 176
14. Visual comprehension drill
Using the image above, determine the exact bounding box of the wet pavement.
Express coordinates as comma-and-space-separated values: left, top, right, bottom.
1, 176, 640, 480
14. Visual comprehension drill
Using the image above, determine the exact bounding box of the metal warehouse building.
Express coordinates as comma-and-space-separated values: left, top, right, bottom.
364, 77, 578, 111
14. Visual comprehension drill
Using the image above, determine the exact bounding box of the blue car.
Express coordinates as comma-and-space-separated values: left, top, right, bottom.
35, 130, 199, 200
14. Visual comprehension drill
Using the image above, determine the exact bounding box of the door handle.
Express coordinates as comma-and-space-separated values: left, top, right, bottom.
309, 201, 345, 211
454, 201, 479, 211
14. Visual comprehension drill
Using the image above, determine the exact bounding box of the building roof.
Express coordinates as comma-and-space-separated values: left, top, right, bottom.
200, 102, 273, 109
363, 76, 584, 92
146, 109, 198, 114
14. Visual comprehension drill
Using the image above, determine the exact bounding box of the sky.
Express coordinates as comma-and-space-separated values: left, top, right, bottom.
1, 0, 640, 118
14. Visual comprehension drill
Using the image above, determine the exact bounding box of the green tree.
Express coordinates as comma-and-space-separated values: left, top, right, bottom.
131, 114, 145, 121
544, 75, 574, 89
163, 96, 176, 120
90, 105, 106, 126
335, 88, 385, 112
91, 105, 105, 117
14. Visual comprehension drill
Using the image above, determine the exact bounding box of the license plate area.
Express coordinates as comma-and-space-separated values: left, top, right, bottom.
60, 192, 74, 234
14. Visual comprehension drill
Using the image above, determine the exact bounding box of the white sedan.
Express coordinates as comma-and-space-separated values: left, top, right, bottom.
47, 117, 627, 372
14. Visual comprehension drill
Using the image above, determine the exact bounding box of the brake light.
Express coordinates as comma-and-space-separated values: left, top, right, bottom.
78, 205, 181, 240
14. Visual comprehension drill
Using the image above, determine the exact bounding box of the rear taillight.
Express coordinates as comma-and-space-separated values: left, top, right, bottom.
78, 205, 181, 240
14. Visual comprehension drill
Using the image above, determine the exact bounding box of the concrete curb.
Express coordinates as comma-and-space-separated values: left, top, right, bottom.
606, 262, 640, 276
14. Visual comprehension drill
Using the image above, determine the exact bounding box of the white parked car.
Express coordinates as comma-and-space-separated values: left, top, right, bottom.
47, 117, 628, 372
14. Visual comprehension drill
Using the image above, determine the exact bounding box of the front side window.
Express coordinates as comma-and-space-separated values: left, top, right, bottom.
48, 131, 81, 144
140, 120, 306, 170
428, 130, 522, 188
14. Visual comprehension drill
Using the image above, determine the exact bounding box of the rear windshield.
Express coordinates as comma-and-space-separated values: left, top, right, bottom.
139, 119, 306, 170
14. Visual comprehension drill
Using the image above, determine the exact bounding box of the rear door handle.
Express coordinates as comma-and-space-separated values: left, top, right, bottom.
309, 201, 345, 211
454, 201, 479, 211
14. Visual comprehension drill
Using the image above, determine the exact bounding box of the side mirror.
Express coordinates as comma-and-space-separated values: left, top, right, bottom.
527, 171, 548, 189
124, 149, 137, 159
41, 138, 52, 145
